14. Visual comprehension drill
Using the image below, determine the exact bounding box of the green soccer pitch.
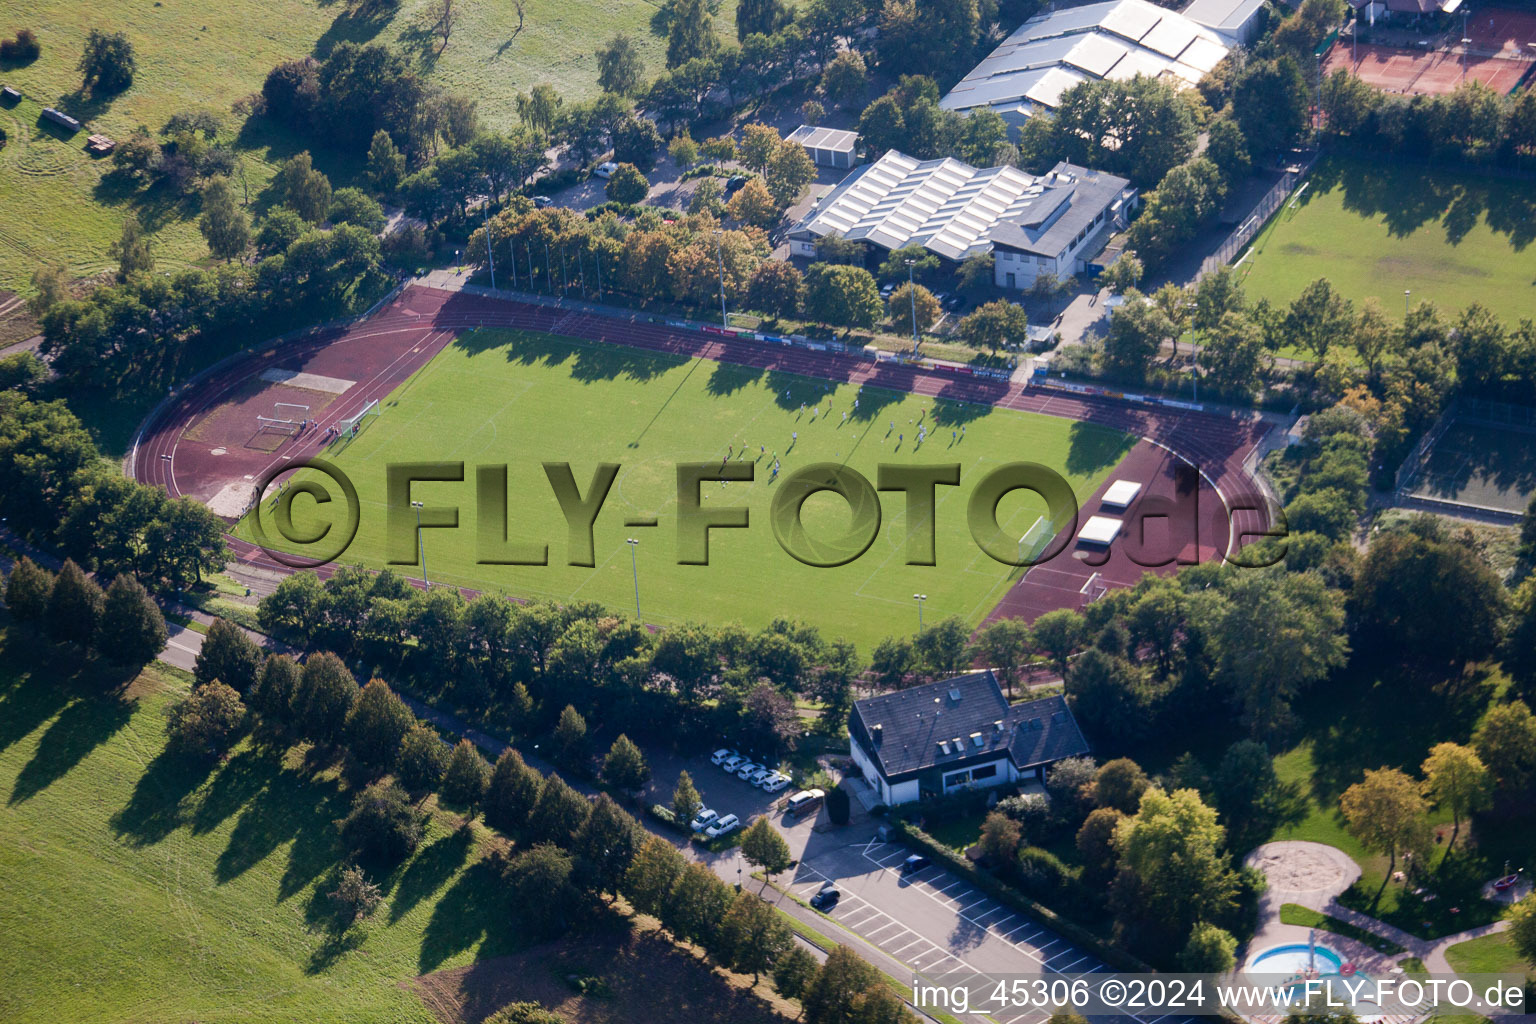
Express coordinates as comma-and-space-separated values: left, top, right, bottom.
1239, 155, 1536, 330
241, 328, 1134, 651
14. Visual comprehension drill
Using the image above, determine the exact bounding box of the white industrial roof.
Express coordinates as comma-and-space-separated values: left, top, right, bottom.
786, 124, 857, 153
789, 150, 1134, 263
1101, 480, 1143, 509
940, 0, 1229, 117
1079, 515, 1124, 545
1180, 0, 1266, 42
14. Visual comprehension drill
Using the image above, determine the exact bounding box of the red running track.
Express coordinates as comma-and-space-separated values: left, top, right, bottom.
131, 285, 1275, 622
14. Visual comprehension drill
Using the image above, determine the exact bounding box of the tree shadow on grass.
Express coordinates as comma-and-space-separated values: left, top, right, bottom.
418, 855, 514, 973
213, 759, 346, 891
313, 0, 398, 57
191, 745, 283, 835
110, 747, 220, 846
9, 689, 136, 805
0, 640, 73, 757
388, 826, 475, 924
705, 359, 763, 397
1065, 418, 1138, 478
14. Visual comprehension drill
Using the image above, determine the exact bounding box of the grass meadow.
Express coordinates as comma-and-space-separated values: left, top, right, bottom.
239, 327, 1133, 650
0, 621, 513, 1024
1238, 156, 1536, 335
0, 0, 755, 292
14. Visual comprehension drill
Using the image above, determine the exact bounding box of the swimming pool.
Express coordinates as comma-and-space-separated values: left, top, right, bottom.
1247, 942, 1346, 976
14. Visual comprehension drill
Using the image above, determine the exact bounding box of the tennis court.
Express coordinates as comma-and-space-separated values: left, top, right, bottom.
1405, 419, 1536, 515
1325, 41, 1531, 95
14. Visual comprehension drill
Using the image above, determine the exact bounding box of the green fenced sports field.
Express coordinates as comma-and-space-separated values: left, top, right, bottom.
1238, 155, 1536, 329
240, 328, 1134, 650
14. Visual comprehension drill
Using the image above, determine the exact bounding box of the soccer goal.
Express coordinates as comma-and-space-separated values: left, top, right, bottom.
255, 414, 301, 436
1080, 571, 1107, 604
337, 399, 379, 436
1017, 514, 1056, 565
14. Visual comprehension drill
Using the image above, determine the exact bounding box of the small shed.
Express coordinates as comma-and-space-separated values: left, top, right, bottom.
785, 125, 859, 170
42, 107, 82, 133
0, 85, 21, 105
1077, 515, 1124, 546
86, 134, 116, 155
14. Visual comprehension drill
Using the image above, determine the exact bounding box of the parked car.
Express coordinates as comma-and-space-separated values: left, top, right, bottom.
747, 767, 774, 786
705, 813, 741, 837
721, 754, 745, 772
942, 292, 965, 311
711, 748, 737, 765
594, 161, 619, 178
810, 883, 840, 911
735, 762, 762, 780
725, 174, 749, 194
533, 195, 554, 208
901, 854, 931, 874
879, 282, 896, 299
762, 773, 790, 793
690, 808, 719, 832
786, 788, 825, 816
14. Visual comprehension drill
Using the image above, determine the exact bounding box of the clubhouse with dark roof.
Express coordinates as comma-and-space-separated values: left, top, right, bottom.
848, 671, 1091, 806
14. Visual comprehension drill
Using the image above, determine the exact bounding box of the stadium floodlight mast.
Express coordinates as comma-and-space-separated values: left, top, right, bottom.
905, 258, 919, 347
479, 180, 497, 290
545, 242, 553, 295
411, 500, 429, 588
626, 538, 641, 619
913, 593, 927, 631
713, 229, 729, 328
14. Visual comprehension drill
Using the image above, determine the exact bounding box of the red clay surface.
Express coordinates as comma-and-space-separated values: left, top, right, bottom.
132, 285, 1274, 622
1325, 41, 1531, 94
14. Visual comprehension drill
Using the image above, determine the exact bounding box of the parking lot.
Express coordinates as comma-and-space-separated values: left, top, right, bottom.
640, 748, 798, 841
792, 836, 1193, 1024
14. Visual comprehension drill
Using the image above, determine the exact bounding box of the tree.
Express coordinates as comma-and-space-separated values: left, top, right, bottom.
328, 187, 386, 233
740, 816, 792, 888
1181, 922, 1238, 972
978, 810, 1023, 866
668, 132, 699, 169
953, 300, 1027, 353
1205, 118, 1251, 187
602, 733, 651, 796
199, 176, 249, 261
1094, 758, 1151, 814
764, 140, 815, 207
885, 282, 939, 337
516, 83, 562, 132
194, 617, 263, 695
666, 0, 718, 68
746, 259, 803, 318
256, 207, 307, 256
251, 653, 301, 725
804, 263, 882, 329
720, 890, 793, 982
365, 130, 406, 195
397, 723, 449, 792
485, 747, 543, 834
1340, 768, 1430, 896
553, 704, 589, 768
0, 351, 47, 394
737, 0, 793, 40
485, 1004, 566, 1024
605, 162, 649, 205
276, 152, 333, 223
802, 945, 893, 1024
1031, 608, 1085, 677
1201, 310, 1268, 396
1103, 290, 1172, 384
574, 792, 639, 896
340, 780, 424, 863
26, 264, 70, 319
5, 557, 54, 623
529, 774, 592, 844
1098, 253, 1144, 295
613, 115, 663, 167
1233, 57, 1309, 159
671, 770, 703, 825
624, 834, 688, 916
504, 842, 579, 936
597, 34, 645, 96
78, 29, 136, 94
46, 559, 104, 647
97, 575, 166, 666
327, 864, 384, 924
1474, 700, 1536, 798
293, 650, 358, 746
1507, 894, 1536, 969
969, 619, 1032, 697
346, 679, 415, 778
1419, 742, 1491, 851
1113, 788, 1238, 942
167, 680, 247, 756
823, 51, 867, 107
739, 124, 781, 174
727, 176, 779, 228
430, 0, 457, 52
109, 214, 154, 281
441, 739, 490, 812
